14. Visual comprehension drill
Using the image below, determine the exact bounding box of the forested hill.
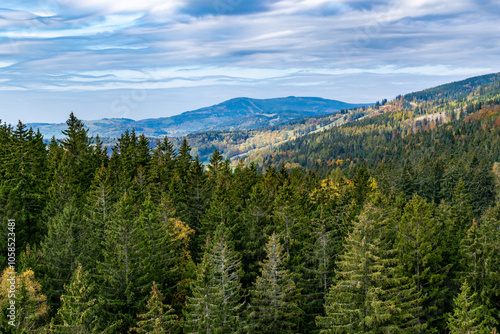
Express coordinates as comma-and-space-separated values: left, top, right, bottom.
0, 75, 500, 333
148, 72, 500, 164
404, 71, 500, 102
27, 96, 367, 139
261, 78, 500, 176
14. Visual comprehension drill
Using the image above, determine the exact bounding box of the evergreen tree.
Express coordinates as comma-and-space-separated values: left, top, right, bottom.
183, 224, 243, 333
440, 179, 474, 288
447, 281, 497, 334
41, 203, 83, 309
396, 194, 450, 332
317, 197, 421, 333
272, 177, 309, 265
138, 194, 195, 308
187, 155, 209, 259
460, 203, 500, 323
237, 181, 274, 288
204, 159, 234, 238
148, 136, 176, 203
47, 113, 97, 213
97, 189, 145, 331
80, 164, 114, 271
131, 282, 180, 334
352, 163, 371, 206
248, 233, 302, 333
168, 138, 193, 226
52, 265, 101, 333
467, 156, 495, 216
0, 123, 48, 264
299, 173, 358, 334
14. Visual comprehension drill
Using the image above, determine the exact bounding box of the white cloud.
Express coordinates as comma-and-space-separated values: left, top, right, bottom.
0, 13, 142, 39
0, 61, 15, 68
61, 0, 183, 14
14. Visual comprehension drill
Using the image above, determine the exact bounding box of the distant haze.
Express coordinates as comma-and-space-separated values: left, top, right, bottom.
27, 96, 368, 138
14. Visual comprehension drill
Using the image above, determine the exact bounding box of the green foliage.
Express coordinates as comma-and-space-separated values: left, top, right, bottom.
131, 282, 180, 334
404, 73, 500, 102
0, 122, 48, 266
183, 225, 244, 334
247, 233, 303, 333
396, 195, 451, 332
317, 196, 422, 333
447, 281, 497, 334
41, 204, 83, 309
460, 203, 500, 324
51, 265, 100, 333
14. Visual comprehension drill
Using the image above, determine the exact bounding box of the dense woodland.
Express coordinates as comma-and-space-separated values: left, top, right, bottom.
0, 79, 500, 333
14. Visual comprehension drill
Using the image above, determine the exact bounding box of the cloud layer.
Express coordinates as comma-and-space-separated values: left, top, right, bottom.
0, 0, 498, 123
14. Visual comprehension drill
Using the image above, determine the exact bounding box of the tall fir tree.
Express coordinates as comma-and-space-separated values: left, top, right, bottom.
138, 194, 195, 308
459, 203, 500, 324
47, 113, 98, 213
396, 194, 451, 332
236, 181, 274, 288
49, 265, 101, 333
97, 188, 146, 332
41, 203, 84, 310
317, 196, 422, 333
248, 233, 302, 334
148, 136, 177, 203
0, 123, 48, 265
80, 164, 114, 271
131, 282, 180, 334
183, 224, 244, 334
447, 281, 497, 334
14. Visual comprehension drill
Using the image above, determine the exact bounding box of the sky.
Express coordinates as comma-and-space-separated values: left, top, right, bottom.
0, 0, 499, 124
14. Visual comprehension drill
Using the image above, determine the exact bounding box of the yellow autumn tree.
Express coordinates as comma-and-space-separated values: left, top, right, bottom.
0, 268, 49, 331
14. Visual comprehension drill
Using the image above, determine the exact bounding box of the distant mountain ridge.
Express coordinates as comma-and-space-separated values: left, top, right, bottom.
28, 96, 368, 139
404, 72, 500, 102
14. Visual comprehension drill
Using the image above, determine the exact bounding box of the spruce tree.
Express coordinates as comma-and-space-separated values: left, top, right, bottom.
248, 233, 302, 333
440, 179, 474, 290
48, 113, 97, 212
447, 281, 497, 334
80, 164, 114, 271
0, 123, 48, 264
148, 136, 176, 203
396, 194, 450, 332
187, 155, 209, 259
203, 160, 233, 237
53, 265, 101, 333
459, 203, 500, 324
97, 189, 146, 331
138, 194, 195, 307
168, 138, 193, 226
237, 181, 274, 288
41, 203, 83, 309
317, 197, 421, 333
131, 282, 180, 334
183, 224, 243, 333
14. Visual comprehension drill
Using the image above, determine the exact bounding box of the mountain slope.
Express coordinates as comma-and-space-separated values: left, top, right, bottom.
404, 72, 500, 102
258, 76, 500, 175
165, 73, 500, 165
28, 96, 367, 139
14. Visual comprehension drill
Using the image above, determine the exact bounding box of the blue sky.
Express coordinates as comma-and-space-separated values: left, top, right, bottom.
0, 0, 499, 124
